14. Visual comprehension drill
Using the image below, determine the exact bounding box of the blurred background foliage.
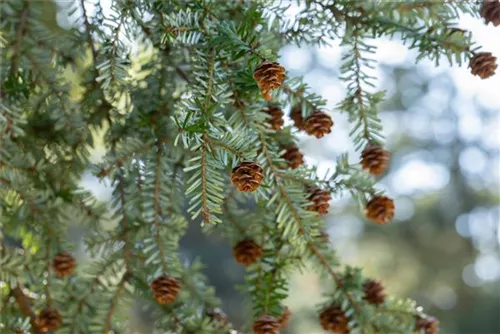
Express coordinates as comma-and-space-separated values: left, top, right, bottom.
13, 1, 500, 333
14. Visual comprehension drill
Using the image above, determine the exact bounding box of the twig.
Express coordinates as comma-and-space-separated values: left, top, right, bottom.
11, 284, 41, 334
11, 0, 30, 77
44, 238, 52, 305
102, 272, 129, 333
79, 0, 98, 66
153, 141, 169, 270
199, 49, 216, 224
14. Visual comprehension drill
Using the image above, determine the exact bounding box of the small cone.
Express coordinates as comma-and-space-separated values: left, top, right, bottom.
278, 306, 291, 328
52, 252, 76, 277
266, 106, 284, 130
364, 195, 395, 225
231, 161, 264, 192
481, 0, 500, 26
469, 52, 497, 79
307, 188, 331, 215
290, 105, 305, 131
150, 274, 181, 304
319, 304, 349, 333
304, 112, 333, 138
205, 308, 229, 326
233, 239, 263, 266
362, 279, 386, 305
253, 61, 285, 101
282, 146, 304, 169
252, 315, 280, 334
361, 143, 391, 176
415, 316, 439, 334
36, 307, 62, 333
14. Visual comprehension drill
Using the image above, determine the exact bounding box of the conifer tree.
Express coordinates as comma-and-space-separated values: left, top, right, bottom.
0, 1, 498, 333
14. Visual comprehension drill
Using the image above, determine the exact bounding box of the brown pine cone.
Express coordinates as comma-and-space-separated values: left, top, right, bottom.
35, 307, 62, 333
319, 304, 349, 333
365, 195, 395, 224
307, 188, 331, 215
233, 239, 263, 266
362, 279, 386, 306
290, 105, 305, 131
252, 315, 280, 334
282, 146, 304, 169
415, 316, 439, 334
52, 252, 76, 277
150, 274, 181, 304
205, 308, 229, 326
360, 143, 391, 176
304, 112, 333, 138
265, 106, 284, 130
481, 0, 500, 26
469, 52, 497, 79
278, 306, 291, 328
231, 161, 264, 192
253, 61, 285, 101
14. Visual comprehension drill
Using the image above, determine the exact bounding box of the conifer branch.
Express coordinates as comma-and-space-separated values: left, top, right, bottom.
200, 141, 210, 224
200, 49, 216, 224
44, 238, 53, 305
79, 0, 98, 66
308, 242, 361, 313
257, 129, 303, 232
115, 161, 133, 271
97, 138, 168, 178
352, 32, 371, 142
103, 272, 129, 334
153, 144, 169, 271
11, 0, 30, 77
11, 284, 41, 334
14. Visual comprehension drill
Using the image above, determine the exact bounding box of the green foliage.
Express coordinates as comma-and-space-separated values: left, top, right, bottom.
0, 0, 488, 333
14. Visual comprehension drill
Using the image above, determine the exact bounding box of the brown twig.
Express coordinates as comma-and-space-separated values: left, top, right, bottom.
12, 284, 41, 334
79, 0, 98, 66
11, 0, 30, 76
102, 272, 129, 333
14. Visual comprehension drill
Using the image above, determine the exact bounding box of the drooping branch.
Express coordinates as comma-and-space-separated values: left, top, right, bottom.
11, 284, 41, 334
79, 0, 98, 65
11, 0, 30, 76
102, 272, 129, 334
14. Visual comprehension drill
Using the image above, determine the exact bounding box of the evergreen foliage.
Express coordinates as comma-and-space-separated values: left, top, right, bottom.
0, 0, 496, 333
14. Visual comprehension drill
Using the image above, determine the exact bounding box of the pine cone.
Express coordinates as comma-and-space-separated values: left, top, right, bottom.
253, 61, 285, 101
415, 316, 439, 334
150, 274, 181, 304
304, 112, 333, 138
362, 279, 386, 306
52, 252, 76, 277
290, 105, 305, 131
282, 146, 304, 169
266, 106, 284, 130
233, 239, 263, 266
231, 161, 264, 192
307, 188, 331, 215
469, 52, 497, 79
205, 308, 229, 326
364, 195, 395, 224
481, 0, 500, 26
319, 304, 349, 333
35, 307, 62, 333
360, 143, 391, 176
252, 315, 280, 334
278, 306, 291, 328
